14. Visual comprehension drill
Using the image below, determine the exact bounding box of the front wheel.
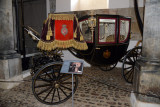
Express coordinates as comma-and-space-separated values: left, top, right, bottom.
32, 62, 78, 105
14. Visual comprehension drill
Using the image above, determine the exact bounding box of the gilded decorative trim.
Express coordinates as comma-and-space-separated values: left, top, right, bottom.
49, 14, 75, 20
37, 39, 88, 51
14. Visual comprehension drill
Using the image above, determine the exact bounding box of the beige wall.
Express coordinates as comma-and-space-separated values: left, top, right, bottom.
109, 0, 129, 9
58, 0, 144, 12
71, 0, 144, 11
56, 0, 71, 12
109, 0, 144, 8
129, 0, 144, 7
71, 0, 79, 11
80, 0, 108, 10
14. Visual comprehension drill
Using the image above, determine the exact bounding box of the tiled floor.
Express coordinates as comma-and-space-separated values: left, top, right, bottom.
0, 67, 132, 107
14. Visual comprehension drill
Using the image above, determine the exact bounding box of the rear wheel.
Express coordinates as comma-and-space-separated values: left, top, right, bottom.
32, 62, 78, 105
99, 62, 117, 71
122, 46, 142, 84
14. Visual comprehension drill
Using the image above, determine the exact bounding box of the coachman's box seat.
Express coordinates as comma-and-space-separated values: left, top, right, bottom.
37, 14, 88, 51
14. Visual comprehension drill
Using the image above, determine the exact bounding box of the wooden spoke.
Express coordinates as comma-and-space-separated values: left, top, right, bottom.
51, 88, 56, 103
124, 66, 132, 70
37, 86, 52, 96
51, 69, 56, 79
61, 82, 73, 85
60, 84, 72, 91
60, 75, 72, 82
126, 68, 134, 79
43, 87, 54, 101
127, 57, 134, 64
99, 62, 117, 71
35, 84, 51, 88
57, 89, 61, 101
36, 76, 52, 83
124, 68, 133, 76
45, 71, 53, 80
59, 87, 68, 97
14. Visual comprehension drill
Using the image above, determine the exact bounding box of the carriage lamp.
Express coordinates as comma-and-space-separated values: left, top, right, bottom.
88, 10, 96, 42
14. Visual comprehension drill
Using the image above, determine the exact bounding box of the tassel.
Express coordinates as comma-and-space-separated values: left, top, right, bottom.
74, 27, 77, 38
74, 32, 77, 38
46, 20, 52, 40
46, 35, 51, 40
46, 31, 52, 40
80, 35, 84, 41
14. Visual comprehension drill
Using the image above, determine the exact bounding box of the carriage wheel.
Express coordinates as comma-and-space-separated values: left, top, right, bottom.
32, 62, 78, 105
99, 62, 118, 71
122, 46, 142, 84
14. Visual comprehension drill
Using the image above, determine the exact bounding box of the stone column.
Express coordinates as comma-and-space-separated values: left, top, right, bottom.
50, 0, 56, 13
46, 0, 56, 16
131, 0, 160, 106
0, 0, 22, 89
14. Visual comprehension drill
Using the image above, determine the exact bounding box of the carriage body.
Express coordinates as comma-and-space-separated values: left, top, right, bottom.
73, 14, 131, 66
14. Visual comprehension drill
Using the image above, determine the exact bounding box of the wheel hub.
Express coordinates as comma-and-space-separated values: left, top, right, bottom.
53, 81, 60, 88
55, 83, 60, 88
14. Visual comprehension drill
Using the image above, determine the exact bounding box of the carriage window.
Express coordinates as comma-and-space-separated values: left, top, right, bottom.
99, 18, 116, 44
119, 19, 130, 42
79, 19, 93, 43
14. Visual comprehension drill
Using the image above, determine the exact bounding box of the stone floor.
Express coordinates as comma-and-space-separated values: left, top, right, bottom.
0, 67, 133, 107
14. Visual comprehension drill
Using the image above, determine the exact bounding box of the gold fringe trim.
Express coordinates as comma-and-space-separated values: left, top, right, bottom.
37, 39, 88, 51
49, 14, 75, 20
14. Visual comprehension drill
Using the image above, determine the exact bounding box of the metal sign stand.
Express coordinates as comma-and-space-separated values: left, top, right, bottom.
60, 60, 84, 107
72, 73, 74, 107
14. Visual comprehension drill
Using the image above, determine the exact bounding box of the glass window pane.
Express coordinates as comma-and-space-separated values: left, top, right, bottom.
79, 19, 93, 43
99, 19, 116, 43
119, 19, 130, 42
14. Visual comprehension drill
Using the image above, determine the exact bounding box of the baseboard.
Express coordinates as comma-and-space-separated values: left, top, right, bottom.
0, 75, 23, 89
130, 93, 160, 107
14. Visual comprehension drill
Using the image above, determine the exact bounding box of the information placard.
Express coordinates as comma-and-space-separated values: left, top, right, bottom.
60, 60, 84, 74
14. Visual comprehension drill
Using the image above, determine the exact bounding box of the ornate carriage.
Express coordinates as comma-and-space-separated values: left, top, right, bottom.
24, 13, 141, 105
